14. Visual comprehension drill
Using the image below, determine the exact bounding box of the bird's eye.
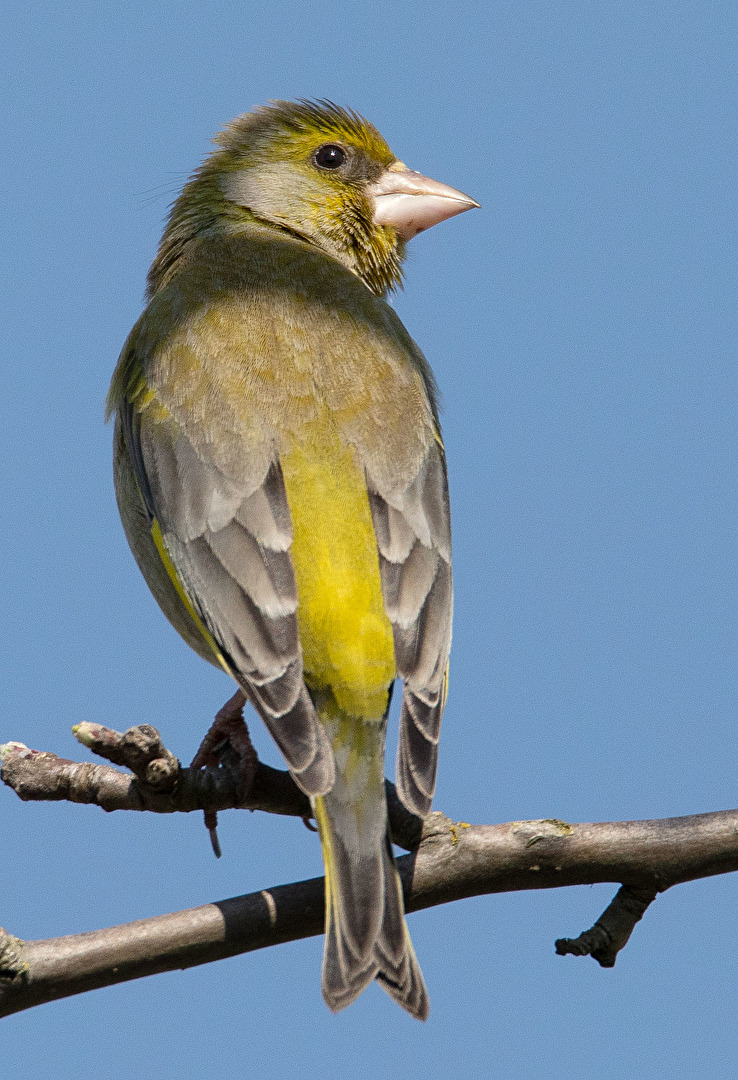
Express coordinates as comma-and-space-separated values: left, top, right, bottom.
314, 144, 346, 170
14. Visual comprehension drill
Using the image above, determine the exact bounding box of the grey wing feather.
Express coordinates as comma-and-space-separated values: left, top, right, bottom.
369, 444, 453, 817
120, 401, 335, 795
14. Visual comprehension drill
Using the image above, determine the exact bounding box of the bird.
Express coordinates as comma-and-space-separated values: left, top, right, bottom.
107, 99, 477, 1019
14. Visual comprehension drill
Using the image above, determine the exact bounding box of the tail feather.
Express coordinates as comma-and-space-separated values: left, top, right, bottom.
313, 736, 429, 1021
374, 835, 429, 1020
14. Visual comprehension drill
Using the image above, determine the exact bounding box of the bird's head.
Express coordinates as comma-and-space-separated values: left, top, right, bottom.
149, 100, 478, 297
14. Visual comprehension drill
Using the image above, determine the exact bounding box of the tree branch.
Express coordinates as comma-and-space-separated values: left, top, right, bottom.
0, 726, 422, 850
3, 730, 738, 1018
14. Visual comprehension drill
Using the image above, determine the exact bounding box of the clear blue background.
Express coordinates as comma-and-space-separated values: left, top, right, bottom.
2, 2, 737, 1076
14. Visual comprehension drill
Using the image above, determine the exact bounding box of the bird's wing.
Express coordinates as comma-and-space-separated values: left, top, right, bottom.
368, 441, 452, 816
120, 395, 335, 796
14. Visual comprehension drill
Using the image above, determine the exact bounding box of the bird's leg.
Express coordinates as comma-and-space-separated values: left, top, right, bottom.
190, 689, 252, 769
190, 689, 257, 857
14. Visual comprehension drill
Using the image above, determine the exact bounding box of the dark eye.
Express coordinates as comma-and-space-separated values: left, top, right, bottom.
314, 144, 346, 170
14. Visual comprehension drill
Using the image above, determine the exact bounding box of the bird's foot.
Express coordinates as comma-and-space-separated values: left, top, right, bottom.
190, 690, 252, 769
190, 690, 258, 857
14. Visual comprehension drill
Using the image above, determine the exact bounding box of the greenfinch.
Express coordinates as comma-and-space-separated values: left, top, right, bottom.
108, 100, 477, 1019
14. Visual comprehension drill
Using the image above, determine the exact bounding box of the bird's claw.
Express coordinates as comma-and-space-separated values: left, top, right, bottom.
190, 690, 258, 856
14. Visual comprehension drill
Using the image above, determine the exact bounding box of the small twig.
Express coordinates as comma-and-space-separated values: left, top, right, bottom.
0, 740, 300, 817
75, 722, 179, 789
555, 884, 659, 966
0, 726, 422, 849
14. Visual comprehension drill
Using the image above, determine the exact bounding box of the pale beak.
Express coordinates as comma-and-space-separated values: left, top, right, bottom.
368, 163, 479, 240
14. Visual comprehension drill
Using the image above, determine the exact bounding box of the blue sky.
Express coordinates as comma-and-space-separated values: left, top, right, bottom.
2, 1, 737, 1076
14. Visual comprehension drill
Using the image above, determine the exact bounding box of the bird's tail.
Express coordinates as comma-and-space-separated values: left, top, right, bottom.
312, 716, 428, 1020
